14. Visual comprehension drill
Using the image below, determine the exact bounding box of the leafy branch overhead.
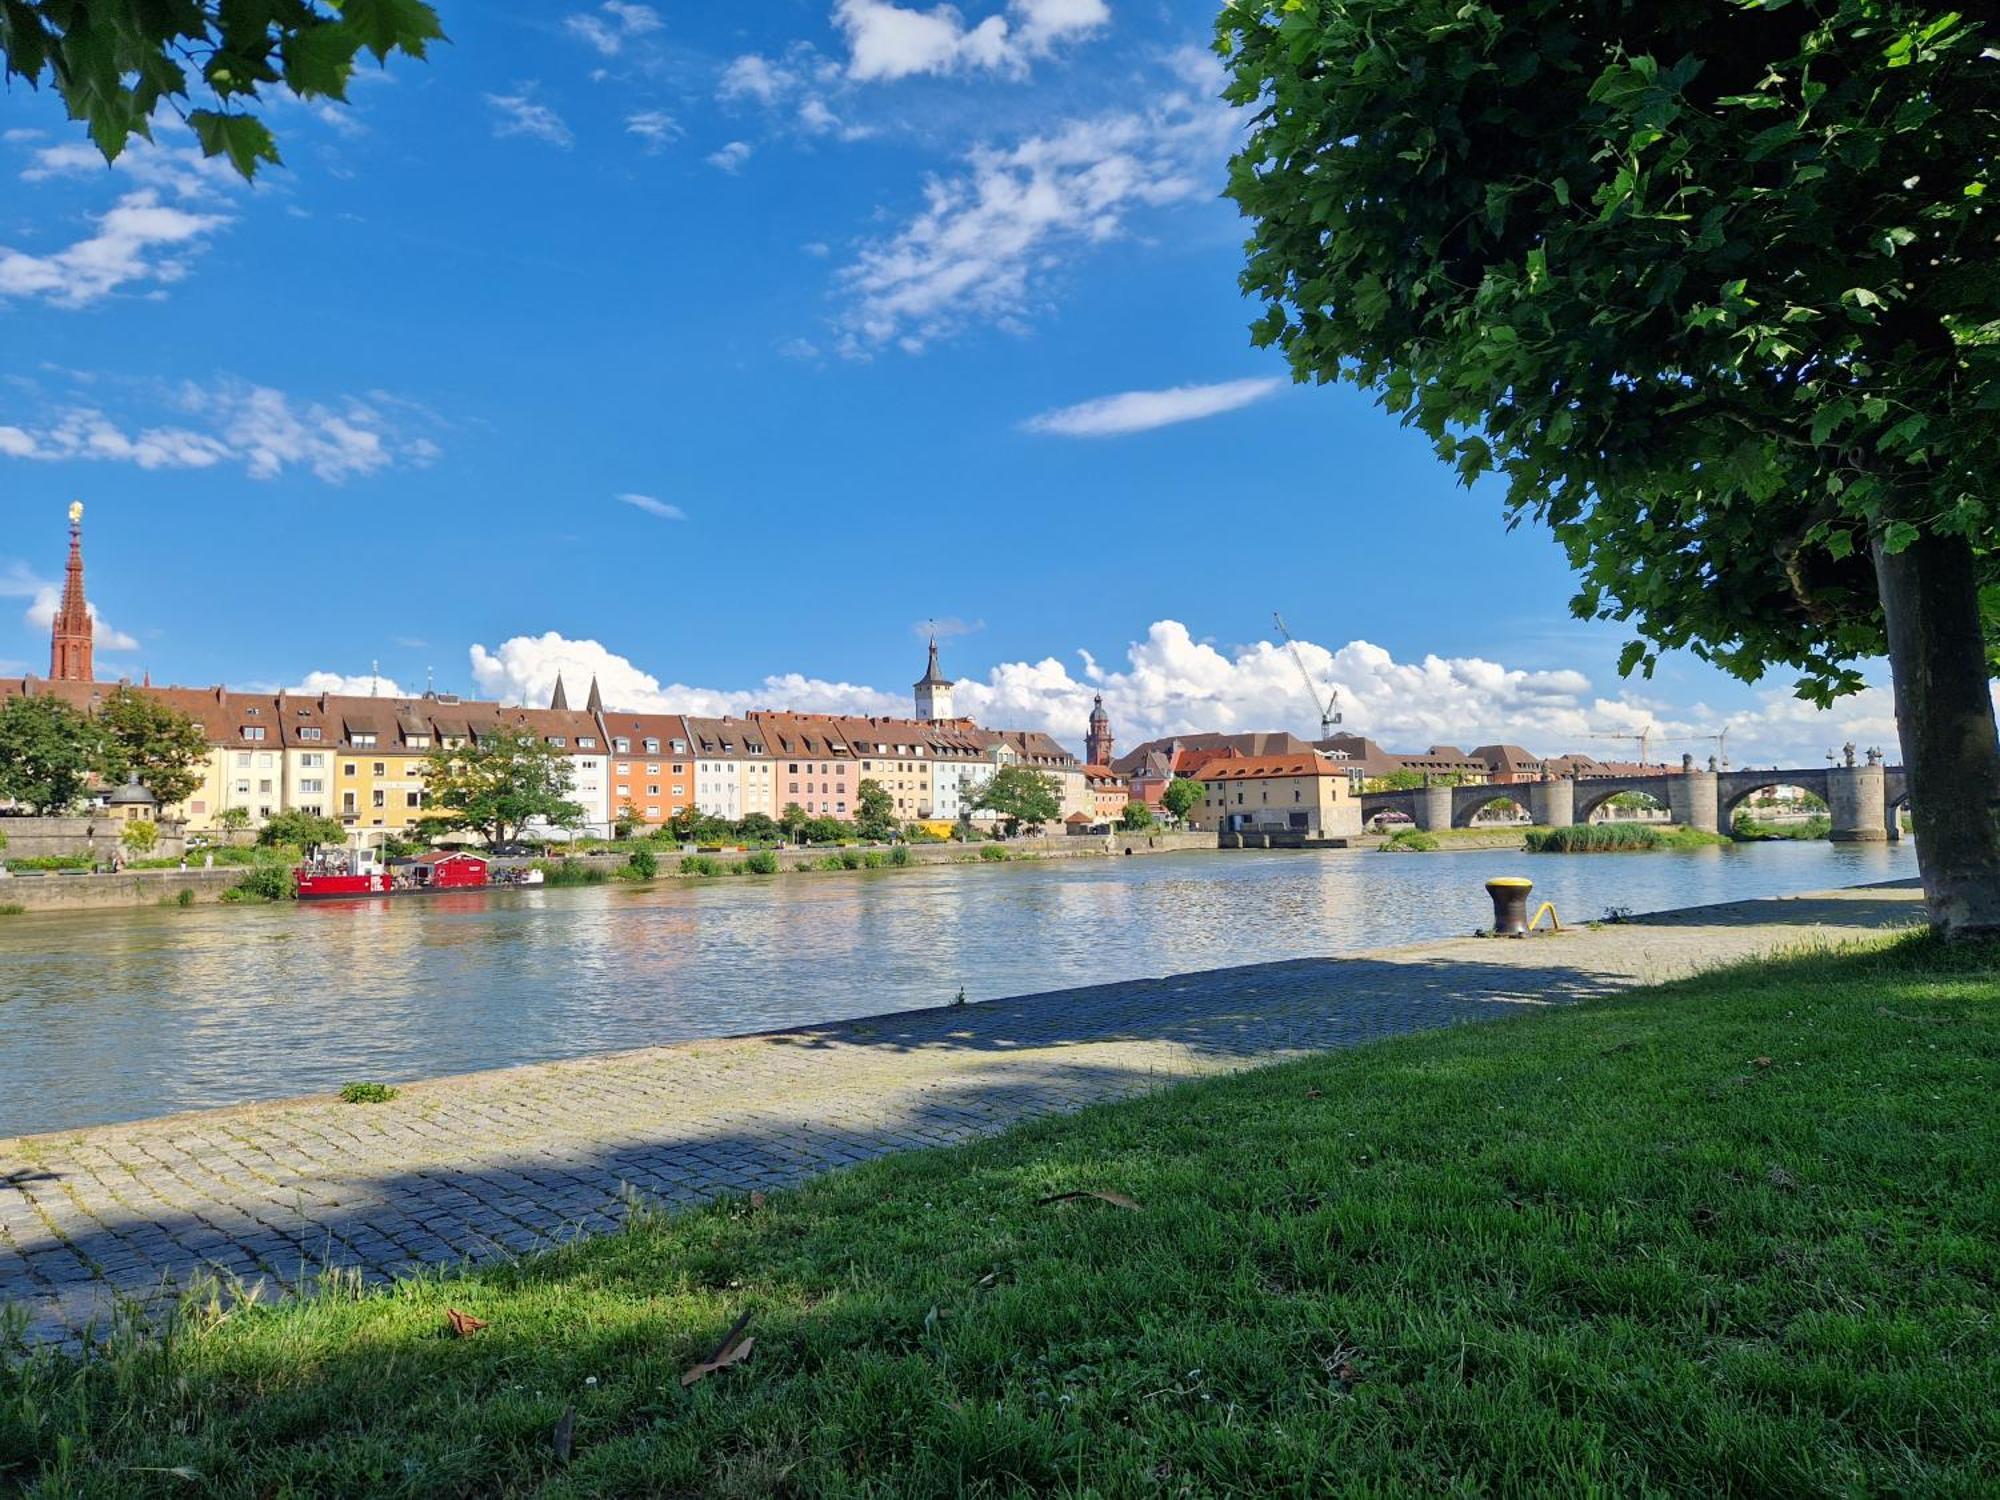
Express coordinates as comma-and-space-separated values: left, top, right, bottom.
0, 0, 446, 178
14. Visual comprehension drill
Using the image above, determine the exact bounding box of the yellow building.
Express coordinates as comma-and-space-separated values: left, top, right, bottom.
1195, 753, 1361, 837
327, 697, 435, 835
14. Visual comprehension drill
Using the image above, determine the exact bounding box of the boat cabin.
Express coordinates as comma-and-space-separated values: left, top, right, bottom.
408, 851, 489, 890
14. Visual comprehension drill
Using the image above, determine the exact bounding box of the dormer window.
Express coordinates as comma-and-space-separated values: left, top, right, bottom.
242, 726, 266, 741
643, 738, 660, 753
579, 737, 597, 749
550, 736, 568, 748
351, 732, 377, 747
298, 727, 322, 742
614, 737, 630, 753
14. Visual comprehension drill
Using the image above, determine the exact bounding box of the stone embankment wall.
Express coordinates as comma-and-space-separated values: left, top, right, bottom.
0, 815, 188, 863
543, 830, 1220, 876
0, 868, 240, 913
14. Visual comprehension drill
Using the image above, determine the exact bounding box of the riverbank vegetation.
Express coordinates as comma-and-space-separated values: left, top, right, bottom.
1526, 824, 1731, 854
1733, 813, 1833, 842
3, 939, 1993, 1493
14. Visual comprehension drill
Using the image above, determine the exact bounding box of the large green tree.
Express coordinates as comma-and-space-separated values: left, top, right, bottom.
0, 1, 443, 178
1161, 776, 1206, 823
97, 686, 208, 808
0, 695, 100, 814
418, 728, 583, 848
972, 766, 1063, 836
1219, 0, 2000, 936
258, 809, 345, 849
854, 778, 898, 841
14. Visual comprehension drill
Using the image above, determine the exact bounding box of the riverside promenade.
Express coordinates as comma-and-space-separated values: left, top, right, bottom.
1, 882, 1925, 1348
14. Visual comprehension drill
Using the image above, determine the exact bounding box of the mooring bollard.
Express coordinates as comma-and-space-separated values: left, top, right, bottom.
1486, 876, 1533, 937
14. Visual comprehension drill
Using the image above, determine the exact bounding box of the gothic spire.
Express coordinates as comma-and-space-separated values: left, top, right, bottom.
49, 500, 93, 682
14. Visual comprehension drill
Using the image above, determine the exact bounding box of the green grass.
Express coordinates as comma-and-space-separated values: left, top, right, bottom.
1526, 822, 1732, 852
2, 939, 1994, 1495
0, 902, 23, 916
1734, 813, 1833, 842
337, 1082, 399, 1105
1378, 828, 1440, 852
535, 859, 609, 887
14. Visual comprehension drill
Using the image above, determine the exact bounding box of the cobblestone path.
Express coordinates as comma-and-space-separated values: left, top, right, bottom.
0, 883, 1923, 1346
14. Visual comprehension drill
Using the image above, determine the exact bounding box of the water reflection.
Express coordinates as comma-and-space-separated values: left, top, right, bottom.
0, 840, 1916, 1135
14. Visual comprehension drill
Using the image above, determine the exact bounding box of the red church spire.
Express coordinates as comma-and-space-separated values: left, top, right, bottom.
49, 500, 93, 683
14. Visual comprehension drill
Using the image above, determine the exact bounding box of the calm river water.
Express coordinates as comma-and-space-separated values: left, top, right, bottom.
0, 840, 1916, 1136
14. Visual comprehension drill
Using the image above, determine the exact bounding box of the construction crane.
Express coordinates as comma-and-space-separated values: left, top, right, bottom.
1584, 724, 1657, 767
1273, 611, 1342, 738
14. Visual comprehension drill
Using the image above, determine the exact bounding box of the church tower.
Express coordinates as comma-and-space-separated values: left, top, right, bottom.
914, 637, 954, 722
49, 501, 93, 683
1085, 693, 1113, 766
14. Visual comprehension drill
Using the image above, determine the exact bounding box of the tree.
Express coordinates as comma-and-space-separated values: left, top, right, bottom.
1120, 800, 1155, 831
614, 800, 642, 839
216, 806, 251, 833
779, 802, 809, 842
1161, 776, 1206, 824
258, 809, 344, 849
801, 816, 847, 845
97, 686, 209, 808
972, 766, 1062, 837
0, 1, 443, 180
736, 812, 779, 843
1220, 1, 2000, 936
120, 819, 158, 855
669, 806, 702, 842
854, 778, 898, 841
0, 694, 99, 813
417, 728, 584, 847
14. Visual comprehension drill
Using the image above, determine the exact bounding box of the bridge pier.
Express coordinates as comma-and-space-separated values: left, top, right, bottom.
1827, 763, 1888, 842
1528, 778, 1574, 829
1668, 770, 1720, 835
1415, 785, 1454, 832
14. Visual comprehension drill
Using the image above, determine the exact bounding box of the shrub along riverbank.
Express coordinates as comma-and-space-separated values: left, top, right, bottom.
1526, 823, 1732, 853
2, 936, 1992, 1494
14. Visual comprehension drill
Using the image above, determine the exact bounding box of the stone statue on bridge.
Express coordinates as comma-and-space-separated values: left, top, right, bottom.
1843, 741, 1857, 768
1867, 746, 1883, 766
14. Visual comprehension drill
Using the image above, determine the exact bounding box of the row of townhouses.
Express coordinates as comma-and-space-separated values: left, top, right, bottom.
0, 642, 1092, 838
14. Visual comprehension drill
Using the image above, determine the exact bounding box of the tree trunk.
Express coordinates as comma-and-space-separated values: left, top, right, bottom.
1873, 528, 2000, 937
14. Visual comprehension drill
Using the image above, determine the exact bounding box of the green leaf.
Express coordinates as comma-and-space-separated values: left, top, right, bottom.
335, 0, 447, 63
283, 22, 364, 100
189, 110, 280, 178
1881, 521, 1921, 554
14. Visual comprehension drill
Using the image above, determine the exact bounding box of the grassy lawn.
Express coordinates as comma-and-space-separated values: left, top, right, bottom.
3, 938, 1995, 1495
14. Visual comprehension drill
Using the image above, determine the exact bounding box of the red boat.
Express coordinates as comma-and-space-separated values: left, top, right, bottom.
294, 848, 393, 900
403, 851, 490, 890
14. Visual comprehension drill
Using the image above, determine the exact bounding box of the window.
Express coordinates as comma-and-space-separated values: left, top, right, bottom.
647, 763, 661, 775
343, 763, 357, 776
259, 753, 273, 769
672, 784, 684, 797
648, 785, 660, 796
301, 779, 324, 795
236, 752, 252, 768
234, 781, 250, 795
372, 790, 386, 809
299, 727, 322, 741
614, 737, 630, 753
302, 753, 324, 769
646, 805, 659, 817
372, 762, 386, 776
352, 733, 377, 747
342, 792, 357, 813
643, 738, 660, 754
258, 779, 273, 794
579, 737, 597, 749
551, 737, 567, 748
406, 792, 421, 809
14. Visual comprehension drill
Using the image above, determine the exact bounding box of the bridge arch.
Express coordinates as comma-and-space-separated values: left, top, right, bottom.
1570, 778, 1657, 825
1718, 778, 1830, 826
1451, 789, 1530, 829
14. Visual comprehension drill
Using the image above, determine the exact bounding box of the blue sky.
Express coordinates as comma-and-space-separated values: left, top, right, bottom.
0, 1, 1900, 763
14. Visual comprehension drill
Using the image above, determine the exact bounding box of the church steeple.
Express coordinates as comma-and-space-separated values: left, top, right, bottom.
50, 500, 93, 682
1085, 692, 1113, 766
914, 637, 954, 722
585, 676, 604, 716
549, 672, 569, 711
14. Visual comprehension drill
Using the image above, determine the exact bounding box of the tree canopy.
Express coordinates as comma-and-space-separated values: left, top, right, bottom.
258, 809, 345, 849
1161, 776, 1206, 822
0, 0, 444, 178
854, 778, 897, 841
973, 766, 1063, 834
1219, 0, 2000, 932
0, 694, 100, 814
97, 686, 209, 808
418, 729, 584, 847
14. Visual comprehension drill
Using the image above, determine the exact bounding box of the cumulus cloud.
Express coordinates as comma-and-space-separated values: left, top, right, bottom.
19, 136, 241, 201
615, 492, 686, 520
707, 140, 753, 172
833, 0, 1109, 82
1024, 377, 1282, 437
0, 378, 439, 483
487, 92, 574, 148
19, 583, 141, 652
290, 670, 410, 698
565, 1, 663, 56
717, 47, 873, 144
0, 190, 230, 307
835, 74, 1234, 352
457, 619, 1913, 769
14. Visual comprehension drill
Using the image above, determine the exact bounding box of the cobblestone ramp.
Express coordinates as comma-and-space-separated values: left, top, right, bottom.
0, 884, 1925, 1347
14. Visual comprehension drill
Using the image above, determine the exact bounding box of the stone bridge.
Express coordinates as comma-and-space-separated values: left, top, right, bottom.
1358, 762, 1908, 841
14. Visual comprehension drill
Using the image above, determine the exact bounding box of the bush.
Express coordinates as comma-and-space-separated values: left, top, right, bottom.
119, 819, 159, 854
812, 855, 846, 871
2, 854, 94, 872
1732, 812, 1832, 842
979, 844, 1012, 862
680, 855, 721, 876
1525, 824, 1730, 853
625, 847, 659, 880
337, 1082, 398, 1104
258, 810, 344, 849
744, 851, 780, 875
887, 845, 913, 867
535, 859, 607, 887
0, 903, 24, 916
175, 888, 195, 908
839, 850, 865, 870
1380, 829, 1439, 852
229, 864, 294, 901
801, 817, 849, 846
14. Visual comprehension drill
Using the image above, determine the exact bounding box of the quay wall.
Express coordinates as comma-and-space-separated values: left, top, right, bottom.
0, 868, 241, 913
0, 815, 187, 863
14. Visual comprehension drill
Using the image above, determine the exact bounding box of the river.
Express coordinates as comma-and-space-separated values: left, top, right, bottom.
0, 840, 1917, 1136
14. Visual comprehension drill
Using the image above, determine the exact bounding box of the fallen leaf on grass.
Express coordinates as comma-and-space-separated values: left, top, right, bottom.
1752, 1056, 1773, 1069
1037, 1190, 1143, 1212
444, 1308, 488, 1338
552, 1405, 575, 1464
1305, 1089, 1323, 1099
682, 1308, 756, 1387
749, 1191, 767, 1210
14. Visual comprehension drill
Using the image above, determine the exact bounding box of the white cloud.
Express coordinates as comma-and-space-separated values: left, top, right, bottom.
707, 140, 753, 172
615, 492, 686, 520
833, 0, 1108, 82
290, 670, 409, 698
835, 77, 1233, 351
0, 190, 230, 307
1, 128, 44, 144
486, 92, 574, 148
461, 619, 1915, 769
1024, 377, 1282, 437
719, 54, 793, 107
19, 135, 239, 201
0, 378, 438, 483
625, 110, 681, 150
565, 1, 663, 56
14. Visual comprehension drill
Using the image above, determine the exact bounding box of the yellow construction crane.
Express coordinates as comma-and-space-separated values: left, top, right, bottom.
1274, 611, 1342, 738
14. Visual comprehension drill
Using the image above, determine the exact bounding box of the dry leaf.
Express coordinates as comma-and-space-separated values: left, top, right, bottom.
749, 1191, 767, 1210
1752, 1056, 1774, 1069
552, 1405, 575, 1464
682, 1308, 756, 1387
1037, 1190, 1143, 1212
1305, 1089, 1323, 1100
444, 1308, 488, 1338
